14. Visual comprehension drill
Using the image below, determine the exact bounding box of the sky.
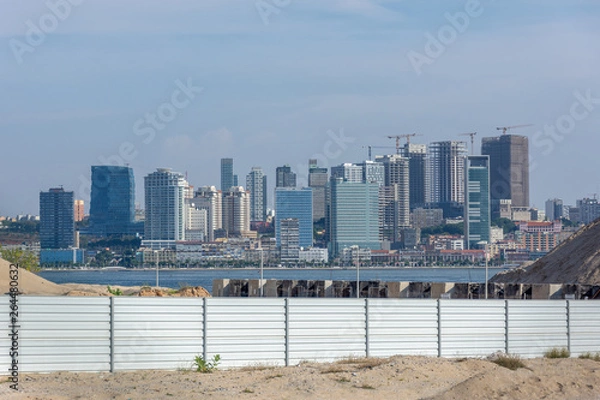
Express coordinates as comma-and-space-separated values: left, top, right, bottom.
1, 0, 599, 215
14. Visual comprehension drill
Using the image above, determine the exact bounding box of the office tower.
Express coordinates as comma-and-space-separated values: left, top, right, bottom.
481, 135, 529, 217
74, 199, 85, 222
427, 141, 468, 218
545, 198, 564, 221
246, 167, 267, 222
376, 155, 410, 235
275, 165, 296, 188
330, 163, 363, 183
185, 201, 208, 241
358, 160, 385, 185
464, 156, 491, 249
280, 218, 300, 263
192, 186, 223, 241
89, 166, 136, 236
222, 186, 251, 236
275, 187, 313, 248
404, 143, 427, 209
220, 158, 234, 191
308, 159, 328, 222
329, 179, 380, 257
40, 187, 74, 249
144, 168, 188, 248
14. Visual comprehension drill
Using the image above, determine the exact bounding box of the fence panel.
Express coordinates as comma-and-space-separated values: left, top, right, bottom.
113, 297, 203, 370
205, 298, 286, 368
440, 300, 506, 357
569, 301, 600, 356
368, 299, 438, 357
17, 297, 111, 372
288, 299, 365, 364
507, 300, 568, 357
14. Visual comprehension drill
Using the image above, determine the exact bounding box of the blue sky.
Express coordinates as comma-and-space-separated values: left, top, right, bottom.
1, 0, 599, 215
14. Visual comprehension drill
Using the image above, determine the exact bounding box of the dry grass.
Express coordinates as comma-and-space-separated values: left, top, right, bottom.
335, 356, 391, 369
492, 354, 528, 371
544, 347, 571, 359
238, 363, 278, 372
578, 352, 600, 362
320, 365, 348, 374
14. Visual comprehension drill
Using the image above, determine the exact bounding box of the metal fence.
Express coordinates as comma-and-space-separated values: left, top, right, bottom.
2, 297, 600, 373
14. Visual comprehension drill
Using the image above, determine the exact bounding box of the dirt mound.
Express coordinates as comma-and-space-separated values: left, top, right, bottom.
492, 218, 600, 284
0, 257, 67, 295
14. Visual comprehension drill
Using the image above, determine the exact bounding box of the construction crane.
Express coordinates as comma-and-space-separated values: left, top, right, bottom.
361, 145, 396, 161
459, 132, 477, 155
496, 124, 533, 135
387, 133, 423, 154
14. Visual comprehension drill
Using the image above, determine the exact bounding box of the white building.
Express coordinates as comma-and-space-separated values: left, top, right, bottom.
298, 247, 328, 263
222, 186, 251, 237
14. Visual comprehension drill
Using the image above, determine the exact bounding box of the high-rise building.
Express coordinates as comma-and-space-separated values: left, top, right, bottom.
308, 159, 328, 222
40, 187, 75, 249
545, 198, 565, 221
358, 160, 385, 185
220, 158, 234, 191
275, 165, 296, 188
404, 143, 427, 209
89, 166, 136, 236
222, 186, 251, 236
246, 167, 267, 222
464, 156, 491, 249
74, 199, 85, 222
275, 187, 313, 248
329, 179, 380, 258
330, 163, 363, 183
192, 186, 222, 241
428, 141, 468, 205
280, 218, 300, 263
376, 155, 410, 237
143, 168, 188, 248
481, 135, 529, 217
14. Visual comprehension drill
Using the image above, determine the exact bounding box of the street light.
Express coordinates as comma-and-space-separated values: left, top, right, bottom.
154, 249, 161, 289
355, 250, 360, 299
259, 246, 264, 297
477, 241, 489, 299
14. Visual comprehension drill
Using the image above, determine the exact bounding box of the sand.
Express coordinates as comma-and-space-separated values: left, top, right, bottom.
1, 356, 600, 399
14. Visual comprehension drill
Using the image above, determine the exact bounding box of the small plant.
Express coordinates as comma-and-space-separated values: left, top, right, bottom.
544, 347, 570, 359
194, 354, 221, 373
107, 286, 123, 296
336, 377, 351, 383
492, 354, 527, 370
242, 388, 254, 393
336, 356, 390, 369
578, 352, 600, 362
358, 384, 376, 390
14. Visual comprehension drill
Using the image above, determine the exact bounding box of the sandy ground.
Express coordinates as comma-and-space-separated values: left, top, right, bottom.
1, 356, 599, 399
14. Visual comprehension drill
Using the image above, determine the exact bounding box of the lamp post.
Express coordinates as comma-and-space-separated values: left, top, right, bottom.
259, 246, 264, 297
356, 250, 360, 299
154, 249, 160, 289
477, 241, 489, 299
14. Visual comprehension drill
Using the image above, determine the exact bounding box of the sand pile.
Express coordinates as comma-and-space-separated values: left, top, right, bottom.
493, 218, 600, 285
0, 258, 210, 297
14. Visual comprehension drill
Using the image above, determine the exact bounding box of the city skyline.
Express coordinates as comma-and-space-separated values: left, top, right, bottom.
2, 1, 600, 215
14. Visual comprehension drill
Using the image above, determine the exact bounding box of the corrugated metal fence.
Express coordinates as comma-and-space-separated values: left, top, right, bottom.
2, 297, 600, 373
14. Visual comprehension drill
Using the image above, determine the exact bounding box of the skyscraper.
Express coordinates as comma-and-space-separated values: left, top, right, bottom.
89, 165, 136, 236
481, 135, 529, 217
220, 158, 234, 191
404, 143, 427, 209
428, 141, 468, 211
74, 199, 85, 222
545, 198, 565, 221
192, 186, 222, 241
144, 168, 188, 248
308, 159, 328, 222
222, 186, 251, 236
329, 179, 380, 258
280, 218, 300, 263
330, 163, 363, 183
464, 156, 491, 249
275, 187, 313, 248
275, 165, 296, 188
358, 160, 385, 185
246, 167, 267, 222
40, 187, 74, 249
376, 155, 410, 236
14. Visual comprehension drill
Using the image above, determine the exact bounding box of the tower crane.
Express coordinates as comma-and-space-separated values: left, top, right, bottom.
496, 124, 533, 135
387, 133, 423, 154
459, 132, 477, 155
361, 145, 397, 161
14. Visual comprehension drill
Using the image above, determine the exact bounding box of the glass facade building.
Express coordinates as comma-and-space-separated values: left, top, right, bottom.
89, 166, 136, 236
40, 187, 74, 249
220, 158, 234, 191
464, 156, 491, 249
275, 187, 313, 248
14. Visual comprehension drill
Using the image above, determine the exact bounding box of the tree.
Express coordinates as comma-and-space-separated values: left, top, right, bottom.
492, 218, 518, 234
0, 246, 40, 273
